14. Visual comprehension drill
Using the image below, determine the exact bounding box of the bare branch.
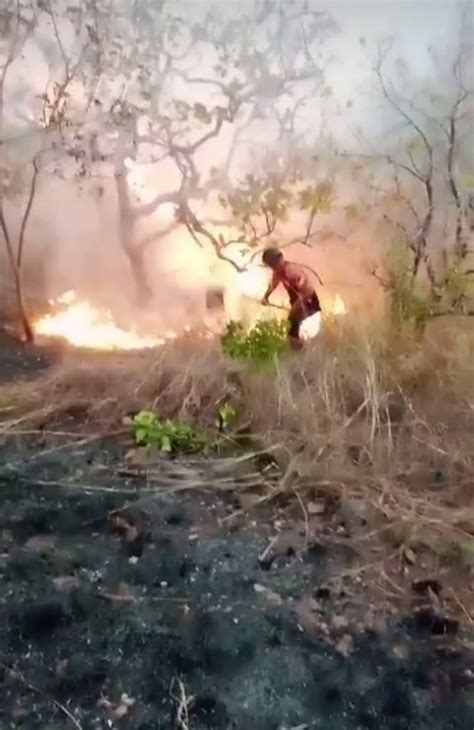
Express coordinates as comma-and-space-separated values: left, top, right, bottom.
178, 203, 246, 272
446, 62, 470, 258
17, 156, 39, 267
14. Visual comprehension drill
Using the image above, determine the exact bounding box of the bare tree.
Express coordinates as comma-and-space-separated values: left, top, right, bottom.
345, 30, 473, 299
0, 1, 37, 340
1, 0, 91, 340
52, 0, 337, 295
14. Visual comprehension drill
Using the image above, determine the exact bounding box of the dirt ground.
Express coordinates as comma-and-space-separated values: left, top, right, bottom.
0, 336, 473, 729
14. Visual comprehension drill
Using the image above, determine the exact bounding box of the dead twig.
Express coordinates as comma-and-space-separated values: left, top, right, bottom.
449, 588, 473, 624
0, 429, 125, 476
170, 678, 194, 730
293, 486, 310, 551
0, 429, 99, 438
314, 397, 370, 462
258, 534, 280, 564
97, 592, 187, 604
0, 405, 57, 431
0, 664, 83, 729
0, 476, 141, 494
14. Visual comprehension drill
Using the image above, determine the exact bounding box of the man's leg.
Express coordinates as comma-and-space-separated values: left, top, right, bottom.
288, 300, 305, 350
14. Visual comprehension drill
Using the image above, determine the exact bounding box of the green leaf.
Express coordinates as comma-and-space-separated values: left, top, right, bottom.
218, 402, 237, 428
160, 435, 172, 452
128, 410, 207, 453
221, 318, 289, 365
135, 428, 148, 444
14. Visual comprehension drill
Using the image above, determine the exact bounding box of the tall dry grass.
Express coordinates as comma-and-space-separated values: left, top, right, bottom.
3, 314, 474, 563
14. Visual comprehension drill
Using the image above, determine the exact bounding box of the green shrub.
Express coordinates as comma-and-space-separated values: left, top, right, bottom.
436, 261, 473, 313
383, 243, 473, 333
128, 410, 207, 452
221, 318, 289, 363
217, 402, 237, 431
383, 244, 431, 333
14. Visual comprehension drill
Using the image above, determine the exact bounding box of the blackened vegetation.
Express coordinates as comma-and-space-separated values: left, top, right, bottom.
0, 332, 59, 379
0, 473, 472, 729
0, 343, 472, 728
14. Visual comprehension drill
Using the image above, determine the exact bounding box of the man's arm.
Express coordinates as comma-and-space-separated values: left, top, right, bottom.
262, 271, 279, 304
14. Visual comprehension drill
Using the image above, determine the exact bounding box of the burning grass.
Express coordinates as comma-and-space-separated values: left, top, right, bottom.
2, 316, 473, 570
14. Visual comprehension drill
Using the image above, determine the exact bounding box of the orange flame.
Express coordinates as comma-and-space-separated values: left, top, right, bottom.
33, 279, 347, 350
34, 291, 165, 350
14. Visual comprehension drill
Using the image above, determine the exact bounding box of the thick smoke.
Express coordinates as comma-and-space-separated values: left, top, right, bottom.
1, 0, 471, 335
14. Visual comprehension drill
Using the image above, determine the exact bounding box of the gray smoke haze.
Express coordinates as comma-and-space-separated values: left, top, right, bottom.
1, 0, 472, 333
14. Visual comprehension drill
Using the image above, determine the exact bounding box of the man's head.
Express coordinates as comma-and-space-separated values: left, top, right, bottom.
262, 247, 284, 270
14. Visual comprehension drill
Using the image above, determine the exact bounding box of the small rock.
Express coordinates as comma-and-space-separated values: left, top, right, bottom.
392, 643, 410, 660
332, 615, 349, 630
53, 576, 80, 592
24, 535, 57, 553
99, 692, 136, 721
56, 659, 69, 677
335, 633, 354, 657
337, 498, 368, 530
125, 446, 151, 466
128, 556, 139, 565
308, 501, 326, 516
253, 583, 283, 606
113, 705, 129, 719
403, 546, 417, 565
120, 694, 136, 708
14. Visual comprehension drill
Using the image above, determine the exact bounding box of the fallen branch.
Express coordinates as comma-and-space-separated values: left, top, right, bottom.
97, 592, 187, 605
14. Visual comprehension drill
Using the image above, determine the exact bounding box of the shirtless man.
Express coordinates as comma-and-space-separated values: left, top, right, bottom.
261, 247, 321, 350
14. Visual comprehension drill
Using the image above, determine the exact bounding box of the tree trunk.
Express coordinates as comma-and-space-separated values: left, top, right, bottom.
0, 207, 34, 342
114, 168, 152, 302
128, 247, 153, 305
13, 266, 34, 342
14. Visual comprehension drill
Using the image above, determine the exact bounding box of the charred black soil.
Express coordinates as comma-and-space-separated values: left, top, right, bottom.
0, 341, 473, 729
0, 333, 59, 381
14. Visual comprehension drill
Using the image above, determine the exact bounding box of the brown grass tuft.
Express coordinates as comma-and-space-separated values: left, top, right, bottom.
2, 318, 473, 564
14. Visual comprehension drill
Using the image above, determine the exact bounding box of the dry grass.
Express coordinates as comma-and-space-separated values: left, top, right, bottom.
1, 316, 473, 565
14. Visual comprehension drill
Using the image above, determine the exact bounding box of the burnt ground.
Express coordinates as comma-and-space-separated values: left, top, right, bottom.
0, 338, 473, 729
0, 332, 60, 381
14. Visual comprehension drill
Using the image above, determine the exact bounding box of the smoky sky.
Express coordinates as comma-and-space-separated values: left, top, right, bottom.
1, 0, 471, 320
